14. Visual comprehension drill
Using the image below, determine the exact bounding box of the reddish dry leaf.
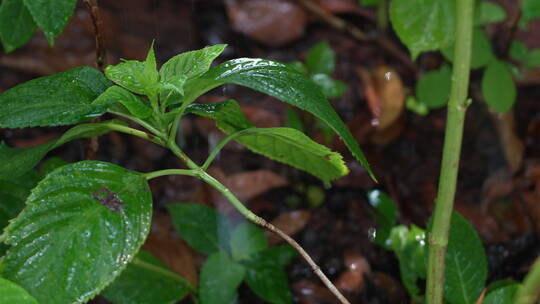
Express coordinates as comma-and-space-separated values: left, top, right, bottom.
481, 168, 515, 205
293, 280, 341, 304
520, 191, 540, 237
225, 0, 307, 46
335, 251, 371, 293
316, 0, 375, 20
267, 210, 312, 245
10, 133, 58, 148
217, 169, 288, 202
369, 271, 407, 304
241, 105, 281, 128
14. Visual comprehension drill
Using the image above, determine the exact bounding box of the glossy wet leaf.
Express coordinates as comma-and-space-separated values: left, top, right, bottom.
167, 203, 232, 255
475, 1, 507, 25
245, 256, 293, 304
0, 66, 112, 128
105, 61, 148, 96
0, 0, 36, 52
390, 0, 455, 59
1, 161, 152, 304
482, 60, 517, 113
0, 120, 128, 178
0, 277, 38, 304
442, 29, 495, 69
367, 190, 398, 247
311, 73, 346, 98
306, 41, 336, 75
483, 283, 520, 304
93, 86, 152, 119
22, 0, 76, 44
229, 222, 268, 261
184, 58, 374, 180
188, 101, 349, 183
199, 251, 245, 304
444, 212, 487, 304
102, 250, 193, 304
160, 44, 227, 81
416, 65, 452, 109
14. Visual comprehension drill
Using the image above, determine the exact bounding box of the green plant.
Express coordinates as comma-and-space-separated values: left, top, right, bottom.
0, 43, 374, 304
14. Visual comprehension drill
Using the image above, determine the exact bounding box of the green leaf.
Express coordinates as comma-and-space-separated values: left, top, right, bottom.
144, 42, 159, 88
22, 0, 76, 44
525, 49, 540, 68
444, 212, 488, 304
167, 203, 232, 255
184, 58, 374, 180
105, 61, 148, 96
0, 0, 36, 52
199, 251, 245, 304
510, 40, 529, 62
188, 100, 350, 184
405, 96, 429, 116
390, 0, 455, 59
475, 1, 507, 25
38, 157, 68, 177
0, 171, 40, 234
311, 74, 347, 98
285, 107, 304, 132
521, 0, 540, 27
256, 245, 297, 267
1, 161, 152, 304
229, 222, 268, 261
416, 65, 452, 109
245, 256, 293, 304
286, 61, 307, 74
0, 277, 38, 304
0, 120, 128, 178
102, 250, 192, 304
442, 29, 495, 69
93, 86, 153, 119
160, 44, 227, 81
359, 0, 380, 7
484, 283, 520, 304
367, 189, 398, 247
306, 41, 336, 74
0, 66, 112, 128
482, 60, 517, 113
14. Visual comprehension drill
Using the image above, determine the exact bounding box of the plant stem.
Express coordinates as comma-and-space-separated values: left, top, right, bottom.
426, 1, 474, 304
514, 256, 540, 304
131, 256, 197, 293
109, 109, 165, 138
144, 169, 199, 180
103, 123, 165, 146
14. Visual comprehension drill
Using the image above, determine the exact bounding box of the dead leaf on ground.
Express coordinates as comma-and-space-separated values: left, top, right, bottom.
293, 280, 340, 304
481, 168, 515, 206
368, 271, 407, 304
316, 0, 375, 21
267, 210, 312, 245
225, 0, 307, 46
335, 251, 371, 293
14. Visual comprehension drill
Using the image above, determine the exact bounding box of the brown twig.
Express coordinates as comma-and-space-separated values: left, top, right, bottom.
293, 0, 417, 73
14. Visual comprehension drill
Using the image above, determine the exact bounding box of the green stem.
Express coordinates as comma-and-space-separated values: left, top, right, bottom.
109, 109, 165, 138
144, 169, 199, 180
426, 1, 474, 304
202, 129, 252, 170
103, 123, 165, 146
514, 256, 540, 304
131, 256, 197, 294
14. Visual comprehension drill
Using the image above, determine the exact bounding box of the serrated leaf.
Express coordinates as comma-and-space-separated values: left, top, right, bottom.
105, 61, 148, 95
442, 28, 495, 69
1, 161, 152, 304
93, 86, 153, 119
0, 0, 36, 52
0, 120, 128, 178
102, 250, 193, 304
482, 60, 517, 113
416, 65, 452, 109
475, 1, 507, 25
160, 44, 227, 81
521, 0, 540, 27
167, 203, 232, 255
484, 283, 520, 304
390, 0, 455, 59
229, 222, 268, 261
0, 66, 112, 128
22, 0, 76, 44
199, 251, 245, 304
187, 100, 349, 184
306, 41, 336, 75
183, 58, 374, 180
444, 212, 487, 304
0, 277, 38, 304
367, 189, 398, 247
245, 257, 293, 304
310, 73, 347, 98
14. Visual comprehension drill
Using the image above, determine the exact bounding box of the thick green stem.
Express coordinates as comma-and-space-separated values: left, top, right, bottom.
426, 1, 474, 304
102, 123, 165, 146
144, 169, 198, 180
131, 256, 197, 293
514, 257, 540, 304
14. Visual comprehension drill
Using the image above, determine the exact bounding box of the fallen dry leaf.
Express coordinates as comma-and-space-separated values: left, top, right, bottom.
335, 251, 371, 293
293, 279, 341, 304
267, 210, 312, 245
369, 271, 407, 304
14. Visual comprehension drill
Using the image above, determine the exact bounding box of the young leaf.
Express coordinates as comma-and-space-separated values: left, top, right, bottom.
306, 41, 336, 75
0, 66, 112, 128
22, 0, 77, 44
310, 73, 347, 98
483, 283, 520, 304
101, 251, 193, 304
0, 0, 36, 52
442, 29, 495, 70
0, 277, 38, 304
0, 120, 128, 178
390, 0, 455, 59
160, 44, 227, 81
367, 189, 398, 247
482, 60, 517, 113
167, 203, 232, 255
245, 257, 293, 304
416, 65, 452, 109
444, 212, 488, 304
93, 86, 153, 119
105, 61, 149, 96
183, 58, 374, 180
475, 1, 507, 25
1, 161, 152, 304
199, 251, 245, 304
229, 222, 268, 261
